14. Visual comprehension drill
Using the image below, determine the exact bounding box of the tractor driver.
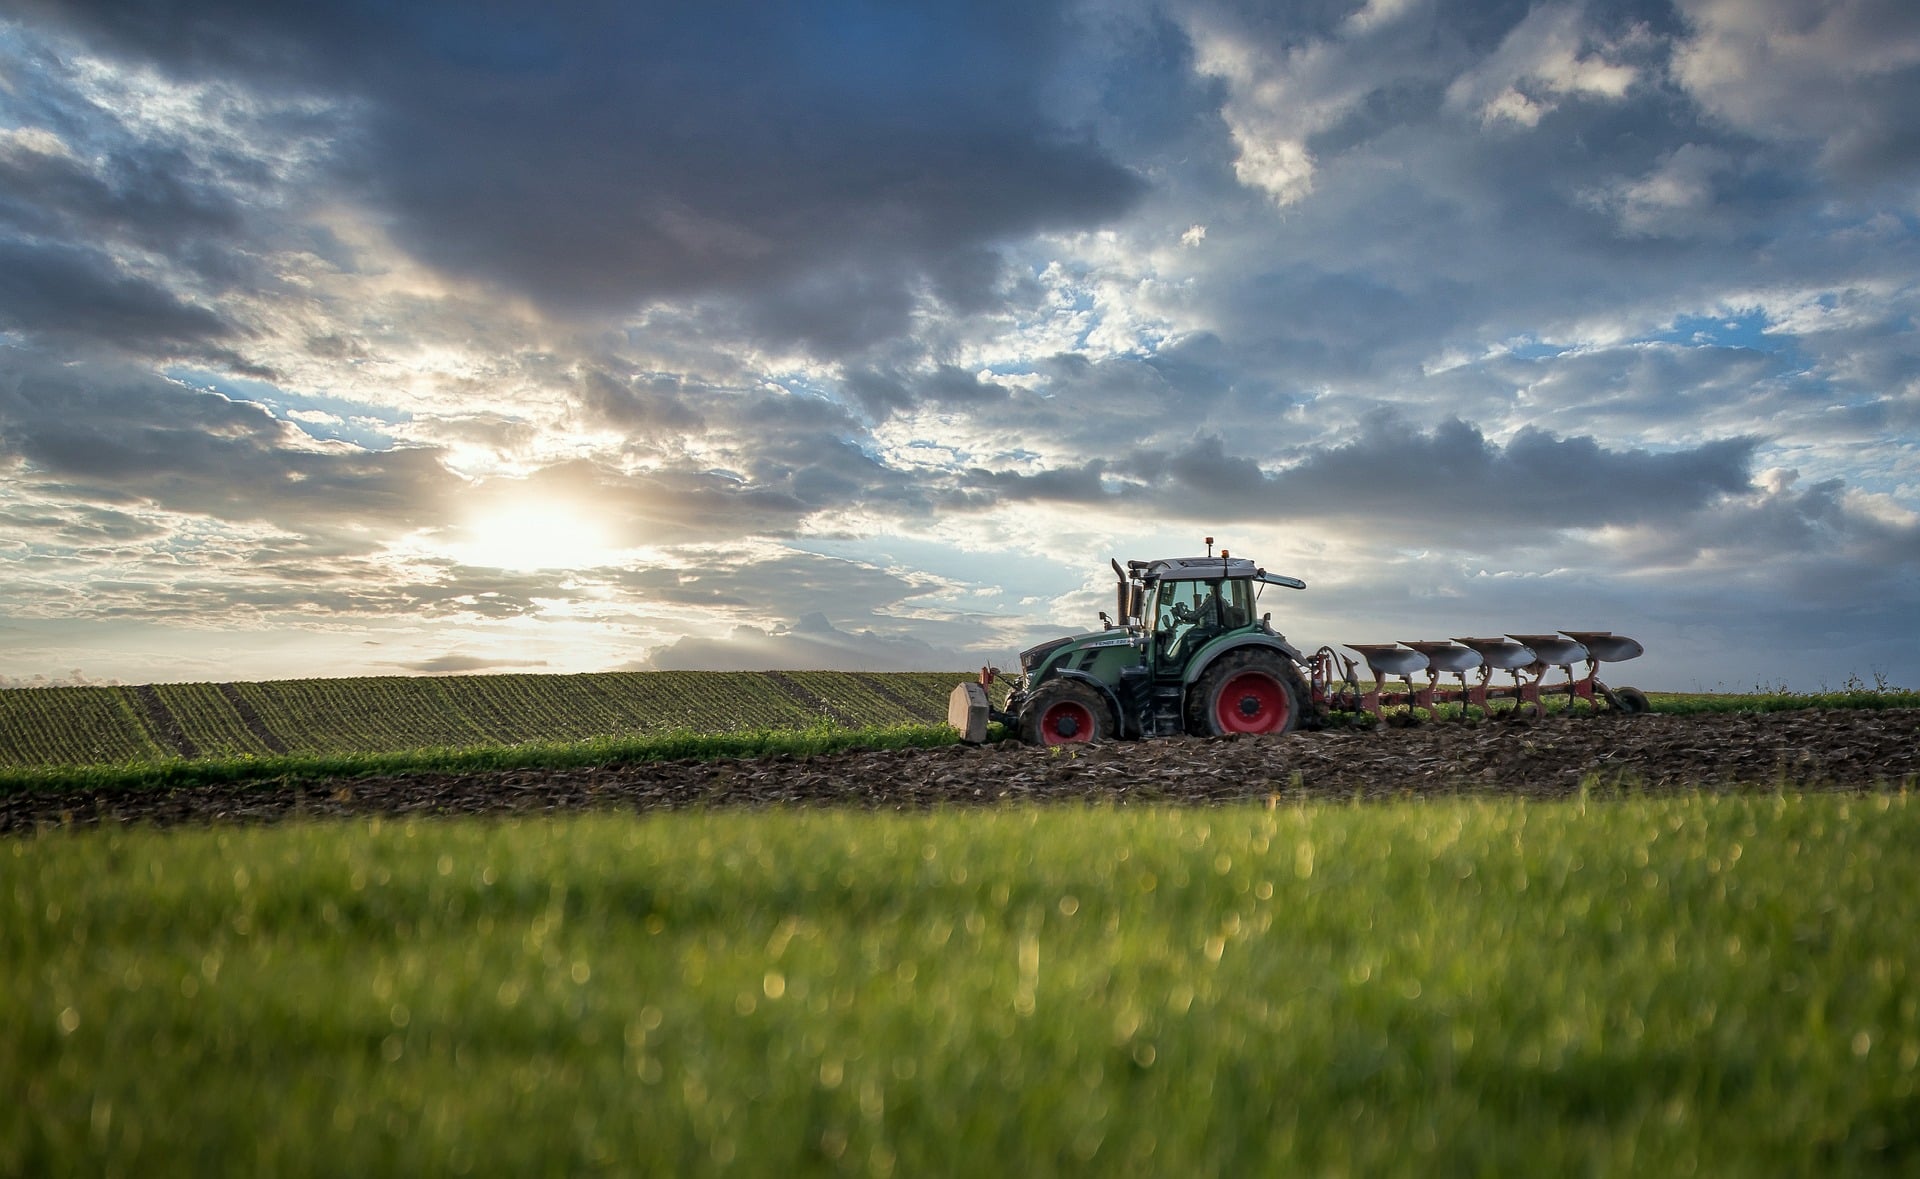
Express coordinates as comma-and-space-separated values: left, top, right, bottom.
1158, 581, 1223, 662
1170, 584, 1220, 628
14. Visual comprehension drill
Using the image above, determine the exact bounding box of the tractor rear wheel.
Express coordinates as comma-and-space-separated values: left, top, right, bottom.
1021, 680, 1110, 747
1190, 650, 1303, 737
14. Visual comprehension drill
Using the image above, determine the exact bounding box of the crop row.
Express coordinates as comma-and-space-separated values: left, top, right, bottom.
0, 671, 964, 769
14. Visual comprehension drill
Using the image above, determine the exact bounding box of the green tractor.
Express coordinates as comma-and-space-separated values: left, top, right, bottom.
950, 540, 1313, 746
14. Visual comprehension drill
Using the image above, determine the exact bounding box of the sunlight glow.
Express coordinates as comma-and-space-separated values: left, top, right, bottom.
452, 501, 619, 571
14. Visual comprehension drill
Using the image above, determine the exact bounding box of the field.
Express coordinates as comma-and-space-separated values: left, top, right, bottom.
5, 670, 1919, 801
0, 671, 961, 769
7, 796, 1919, 1175
5, 673, 1919, 1173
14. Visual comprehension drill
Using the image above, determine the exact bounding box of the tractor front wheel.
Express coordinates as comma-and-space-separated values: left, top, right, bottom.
1190, 651, 1303, 737
1020, 680, 1111, 747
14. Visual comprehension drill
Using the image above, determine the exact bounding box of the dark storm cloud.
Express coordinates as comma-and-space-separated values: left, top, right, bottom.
959, 414, 1757, 540
0, 353, 461, 532
721, 392, 924, 512
0, 127, 245, 241
841, 364, 1014, 419
573, 366, 705, 434
19, 0, 1144, 330
0, 133, 243, 254
1242, 415, 1757, 529
0, 238, 233, 350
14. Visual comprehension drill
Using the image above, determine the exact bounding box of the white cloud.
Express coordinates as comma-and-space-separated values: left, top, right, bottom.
1445, 3, 1640, 127
1674, 0, 1920, 180
1182, 8, 1401, 206
1586, 144, 1734, 236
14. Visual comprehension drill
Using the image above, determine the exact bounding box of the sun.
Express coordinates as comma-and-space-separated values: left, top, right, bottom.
451, 500, 619, 572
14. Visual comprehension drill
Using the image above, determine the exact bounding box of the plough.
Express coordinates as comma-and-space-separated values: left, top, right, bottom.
1314, 631, 1649, 722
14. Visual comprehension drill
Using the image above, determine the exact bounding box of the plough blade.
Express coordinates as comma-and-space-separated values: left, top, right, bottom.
1507, 633, 1588, 667
1403, 640, 1482, 675
1344, 643, 1429, 678
1561, 630, 1644, 663
1455, 637, 1536, 670
1311, 631, 1646, 721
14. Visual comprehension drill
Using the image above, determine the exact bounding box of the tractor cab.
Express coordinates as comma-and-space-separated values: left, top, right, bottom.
1140, 558, 1264, 680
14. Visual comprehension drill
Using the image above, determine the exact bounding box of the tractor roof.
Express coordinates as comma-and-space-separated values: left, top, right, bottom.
1138, 556, 1259, 580
1126, 555, 1308, 589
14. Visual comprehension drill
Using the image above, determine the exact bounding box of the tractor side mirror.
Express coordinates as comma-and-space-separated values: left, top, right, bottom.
1099, 610, 1114, 629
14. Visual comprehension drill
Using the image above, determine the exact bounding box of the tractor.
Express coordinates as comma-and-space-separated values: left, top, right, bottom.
948, 539, 1647, 746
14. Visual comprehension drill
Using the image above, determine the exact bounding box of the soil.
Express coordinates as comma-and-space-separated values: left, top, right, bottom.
6, 708, 1918, 834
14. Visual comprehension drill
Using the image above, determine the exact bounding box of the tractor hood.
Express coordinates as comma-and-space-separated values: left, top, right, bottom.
1018, 629, 1143, 677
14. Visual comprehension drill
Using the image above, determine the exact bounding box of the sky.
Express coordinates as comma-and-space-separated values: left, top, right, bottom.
1, 0, 1917, 693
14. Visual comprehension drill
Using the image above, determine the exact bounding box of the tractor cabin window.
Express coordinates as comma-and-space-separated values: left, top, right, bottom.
1154, 579, 1253, 662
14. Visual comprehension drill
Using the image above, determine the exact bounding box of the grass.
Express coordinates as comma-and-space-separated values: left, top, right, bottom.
1651, 689, 1920, 714
6, 793, 1919, 1175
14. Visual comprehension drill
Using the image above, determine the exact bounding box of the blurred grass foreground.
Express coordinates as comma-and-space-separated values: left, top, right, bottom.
6, 794, 1918, 1175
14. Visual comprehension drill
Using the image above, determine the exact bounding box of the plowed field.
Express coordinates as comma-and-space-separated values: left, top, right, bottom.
8, 707, 1916, 832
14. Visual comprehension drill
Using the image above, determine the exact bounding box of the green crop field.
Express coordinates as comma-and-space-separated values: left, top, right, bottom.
0, 671, 965, 770
7, 795, 1918, 1175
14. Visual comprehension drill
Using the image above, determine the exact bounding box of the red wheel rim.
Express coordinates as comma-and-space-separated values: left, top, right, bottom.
1038, 700, 1095, 744
1214, 671, 1289, 734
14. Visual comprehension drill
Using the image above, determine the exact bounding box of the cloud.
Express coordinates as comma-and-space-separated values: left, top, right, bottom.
19, 0, 1145, 334
0, 1, 1916, 691
0, 238, 234, 351
1674, 0, 1920, 184
572, 366, 705, 435
396, 654, 551, 675
0, 669, 117, 689
0, 124, 244, 257
955, 413, 1759, 546
841, 364, 1015, 419
1584, 144, 1738, 237
0, 351, 461, 535
1444, 2, 1641, 127
643, 611, 965, 673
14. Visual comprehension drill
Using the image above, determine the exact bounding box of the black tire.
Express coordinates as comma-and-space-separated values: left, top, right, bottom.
1612, 685, 1651, 715
1188, 650, 1304, 737
1020, 679, 1111, 746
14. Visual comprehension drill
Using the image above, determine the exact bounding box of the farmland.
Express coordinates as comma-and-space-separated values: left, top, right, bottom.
6, 673, 1919, 1173
0, 671, 961, 769
6, 705, 1920, 832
